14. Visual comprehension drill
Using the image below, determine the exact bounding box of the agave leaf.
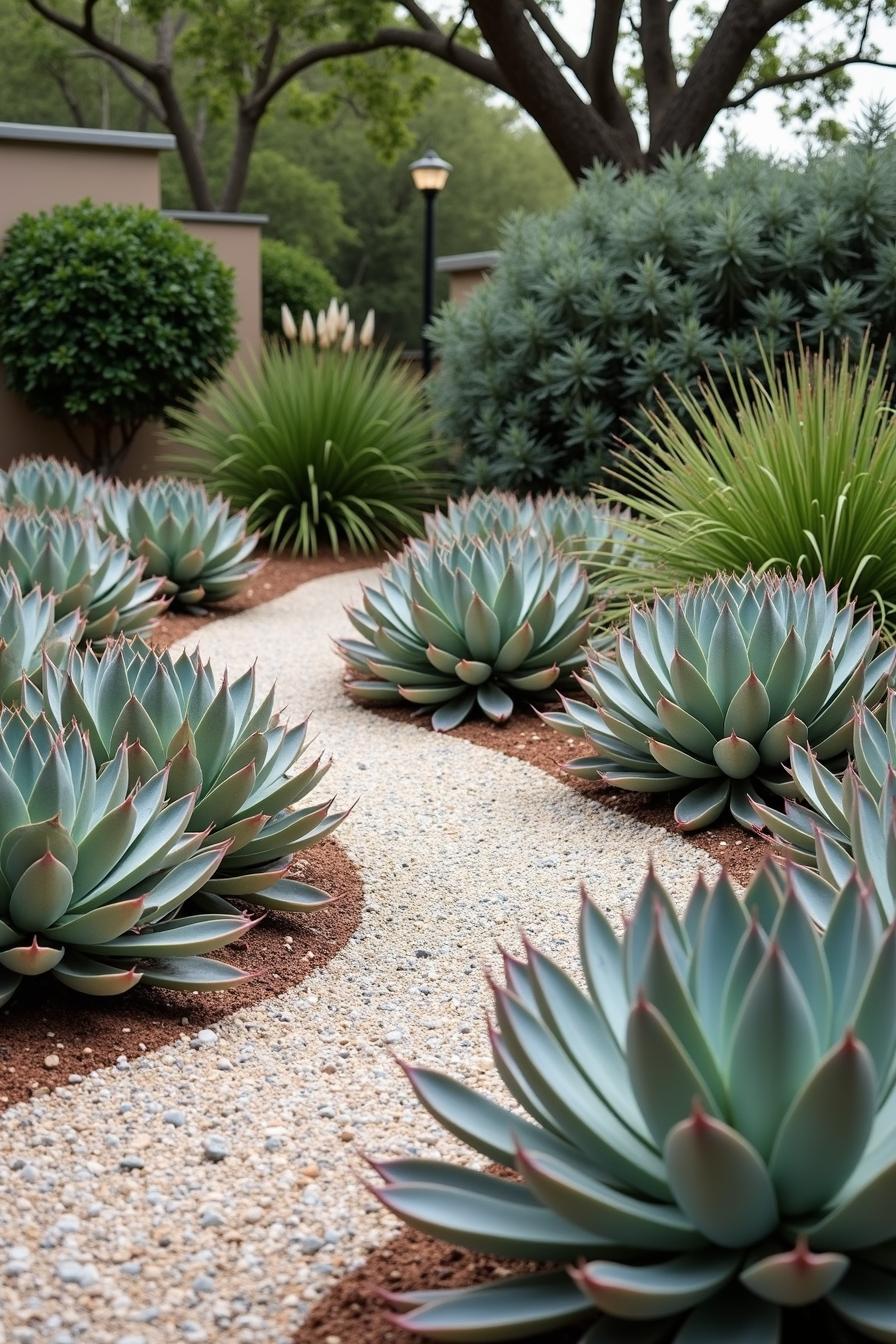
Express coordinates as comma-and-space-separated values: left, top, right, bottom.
573, 1251, 740, 1320
384, 1270, 593, 1340
664, 1110, 778, 1248
627, 999, 722, 1147
828, 1264, 896, 1340
739, 1245, 848, 1308
671, 1286, 781, 1343
769, 1034, 876, 1215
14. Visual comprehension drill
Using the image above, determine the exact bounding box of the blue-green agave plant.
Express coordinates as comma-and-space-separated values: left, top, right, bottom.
18, 637, 346, 913
0, 510, 168, 642
102, 478, 263, 611
0, 570, 84, 703
544, 571, 894, 831
375, 860, 896, 1341
756, 690, 896, 913
337, 532, 595, 730
0, 714, 249, 1002
425, 488, 629, 560
0, 456, 99, 515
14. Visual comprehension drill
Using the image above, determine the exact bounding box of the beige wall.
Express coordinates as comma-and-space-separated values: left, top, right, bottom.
447, 267, 493, 307
0, 127, 263, 476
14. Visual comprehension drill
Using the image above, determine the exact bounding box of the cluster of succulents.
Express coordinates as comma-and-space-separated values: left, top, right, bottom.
17, 637, 347, 914
338, 530, 594, 730
425, 488, 629, 561
377, 859, 896, 1341
545, 571, 894, 830
0, 713, 250, 1003
102, 479, 263, 611
0, 510, 168, 642
0, 456, 99, 514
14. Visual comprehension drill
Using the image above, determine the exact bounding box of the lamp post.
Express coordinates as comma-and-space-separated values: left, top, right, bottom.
409, 148, 452, 376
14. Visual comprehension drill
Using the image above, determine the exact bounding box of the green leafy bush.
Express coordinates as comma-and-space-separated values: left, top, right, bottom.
0, 201, 237, 472
338, 531, 594, 729
169, 344, 444, 555
545, 571, 894, 830
431, 143, 896, 490
376, 859, 896, 1341
598, 341, 896, 634
260, 239, 338, 338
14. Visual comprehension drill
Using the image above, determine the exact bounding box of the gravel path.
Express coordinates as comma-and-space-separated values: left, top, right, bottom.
0, 570, 718, 1344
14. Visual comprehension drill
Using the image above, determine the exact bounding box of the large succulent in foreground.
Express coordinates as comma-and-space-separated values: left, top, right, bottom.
102, 479, 263, 610
0, 456, 99, 515
0, 510, 168, 641
545, 571, 894, 830
0, 571, 84, 702
337, 533, 594, 730
0, 714, 249, 1002
757, 690, 896, 912
376, 861, 896, 1341
21, 638, 345, 912
425, 488, 629, 561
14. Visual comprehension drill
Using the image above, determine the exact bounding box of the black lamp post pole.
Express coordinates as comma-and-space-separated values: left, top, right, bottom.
421, 187, 437, 376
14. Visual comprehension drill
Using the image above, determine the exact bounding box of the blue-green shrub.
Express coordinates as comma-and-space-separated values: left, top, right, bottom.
430, 143, 896, 491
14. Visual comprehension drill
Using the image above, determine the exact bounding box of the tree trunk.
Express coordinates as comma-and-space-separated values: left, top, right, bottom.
218, 109, 261, 212
470, 0, 645, 177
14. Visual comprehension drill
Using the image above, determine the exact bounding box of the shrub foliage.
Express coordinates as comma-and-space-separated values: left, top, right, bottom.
260, 239, 338, 338
430, 143, 896, 490
0, 201, 236, 472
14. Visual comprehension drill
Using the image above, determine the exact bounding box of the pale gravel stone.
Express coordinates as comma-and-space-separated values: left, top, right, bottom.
0, 569, 719, 1343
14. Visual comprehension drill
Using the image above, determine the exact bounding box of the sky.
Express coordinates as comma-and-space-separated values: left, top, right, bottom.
552, 0, 896, 156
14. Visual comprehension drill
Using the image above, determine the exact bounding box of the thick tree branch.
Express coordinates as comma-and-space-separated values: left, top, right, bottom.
640, 0, 678, 129
581, 1, 640, 154
25, 0, 156, 78
521, 1, 585, 79
470, 0, 643, 174
253, 24, 511, 115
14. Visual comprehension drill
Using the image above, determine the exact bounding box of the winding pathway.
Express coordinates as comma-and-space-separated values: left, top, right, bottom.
0, 570, 718, 1344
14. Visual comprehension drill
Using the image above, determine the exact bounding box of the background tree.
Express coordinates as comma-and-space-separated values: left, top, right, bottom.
23, 1, 896, 198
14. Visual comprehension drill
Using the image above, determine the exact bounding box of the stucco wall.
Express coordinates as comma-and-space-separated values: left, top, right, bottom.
0, 124, 264, 477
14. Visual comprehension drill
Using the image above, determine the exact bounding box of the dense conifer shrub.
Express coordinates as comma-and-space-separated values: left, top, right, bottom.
430, 142, 896, 491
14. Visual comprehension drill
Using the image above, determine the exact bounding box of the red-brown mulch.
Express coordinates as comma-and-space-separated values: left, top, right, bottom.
152, 548, 377, 650
0, 836, 363, 1112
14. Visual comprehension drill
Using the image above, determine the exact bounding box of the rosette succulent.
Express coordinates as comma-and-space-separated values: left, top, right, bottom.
337, 532, 594, 730
544, 571, 894, 831
0, 456, 99, 514
0, 713, 249, 1003
0, 511, 168, 642
425, 488, 629, 560
23, 637, 346, 912
756, 691, 896, 912
0, 571, 84, 702
376, 861, 896, 1341
102, 479, 263, 610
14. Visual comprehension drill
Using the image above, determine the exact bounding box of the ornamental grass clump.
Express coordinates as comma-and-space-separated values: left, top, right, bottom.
597, 340, 896, 634
376, 860, 896, 1341
167, 340, 443, 557
0, 511, 168, 642
0, 713, 248, 1004
337, 531, 594, 730
21, 637, 346, 913
425, 488, 629, 560
102, 478, 263, 611
545, 571, 894, 830
756, 691, 896, 918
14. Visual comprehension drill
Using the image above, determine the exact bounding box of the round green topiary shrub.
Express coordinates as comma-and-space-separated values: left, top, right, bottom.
260, 239, 338, 338
430, 142, 896, 492
0, 200, 237, 473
